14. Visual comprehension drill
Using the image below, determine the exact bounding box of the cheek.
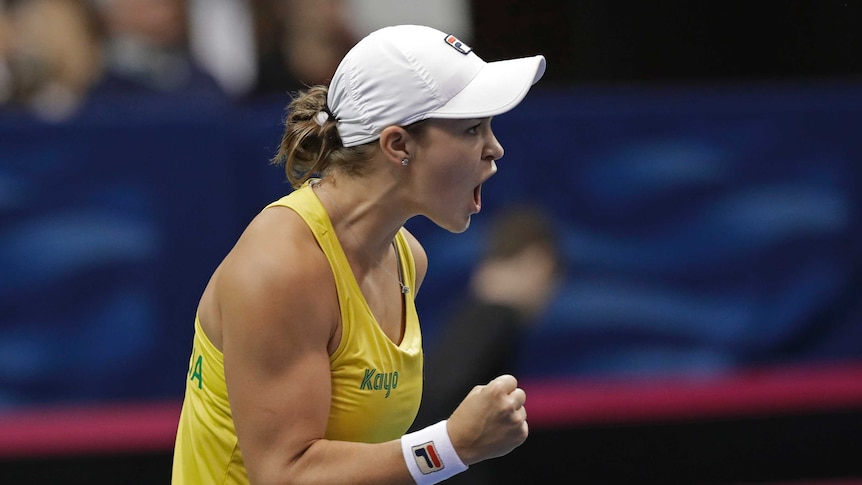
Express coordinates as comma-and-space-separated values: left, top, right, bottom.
416, 141, 482, 196
420, 149, 458, 181
425, 161, 474, 198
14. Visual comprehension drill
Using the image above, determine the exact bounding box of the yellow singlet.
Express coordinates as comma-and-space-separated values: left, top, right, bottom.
172, 182, 424, 484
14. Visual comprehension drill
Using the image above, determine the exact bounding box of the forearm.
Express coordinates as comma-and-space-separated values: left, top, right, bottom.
244, 376, 526, 485
253, 438, 414, 485
254, 422, 471, 485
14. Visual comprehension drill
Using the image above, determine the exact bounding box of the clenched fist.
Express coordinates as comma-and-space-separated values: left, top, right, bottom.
445, 374, 528, 465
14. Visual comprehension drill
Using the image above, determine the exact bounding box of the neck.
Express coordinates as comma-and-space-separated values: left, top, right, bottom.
311, 177, 411, 294
312, 177, 403, 264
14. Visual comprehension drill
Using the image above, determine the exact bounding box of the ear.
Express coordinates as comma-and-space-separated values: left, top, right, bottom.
378, 126, 411, 167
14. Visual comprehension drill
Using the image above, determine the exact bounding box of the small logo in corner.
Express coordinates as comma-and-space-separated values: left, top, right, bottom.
444, 34, 472, 55
412, 441, 445, 474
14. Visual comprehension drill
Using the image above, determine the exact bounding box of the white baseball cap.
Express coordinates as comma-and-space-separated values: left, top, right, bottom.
327, 24, 547, 148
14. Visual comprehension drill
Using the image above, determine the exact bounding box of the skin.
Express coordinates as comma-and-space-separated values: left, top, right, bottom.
196, 116, 528, 484
10, 0, 102, 97
472, 244, 562, 320
101, 0, 187, 47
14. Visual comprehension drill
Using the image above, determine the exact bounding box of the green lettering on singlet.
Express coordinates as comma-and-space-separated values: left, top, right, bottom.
190, 354, 203, 389
359, 368, 399, 398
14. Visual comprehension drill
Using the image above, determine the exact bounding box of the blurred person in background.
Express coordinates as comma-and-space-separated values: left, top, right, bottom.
343, 0, 471, 43
249, 0, 355, 99
0, 1, 13, 105
1, 0, 102, 121
410, 204, 565, 484
89, 0, 224, 96
186, 0, 257, 98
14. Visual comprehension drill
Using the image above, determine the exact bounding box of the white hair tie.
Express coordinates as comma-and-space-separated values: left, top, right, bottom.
314, 111, 330, 126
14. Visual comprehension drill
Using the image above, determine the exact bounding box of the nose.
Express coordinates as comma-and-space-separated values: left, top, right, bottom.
485, 130, 504, 161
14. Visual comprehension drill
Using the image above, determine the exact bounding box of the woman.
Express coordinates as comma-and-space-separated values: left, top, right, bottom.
173, 24, 546, 484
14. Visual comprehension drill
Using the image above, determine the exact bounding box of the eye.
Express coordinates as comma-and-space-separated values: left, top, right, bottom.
466, 123, 481, 135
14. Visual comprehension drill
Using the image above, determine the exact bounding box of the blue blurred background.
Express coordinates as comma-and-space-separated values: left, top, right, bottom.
6, 81, 862, 407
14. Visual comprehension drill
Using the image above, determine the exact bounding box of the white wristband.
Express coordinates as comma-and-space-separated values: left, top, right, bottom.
400, 420, 468, 484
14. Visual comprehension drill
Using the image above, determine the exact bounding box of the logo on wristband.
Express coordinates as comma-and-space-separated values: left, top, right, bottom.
412, 441, 444, 474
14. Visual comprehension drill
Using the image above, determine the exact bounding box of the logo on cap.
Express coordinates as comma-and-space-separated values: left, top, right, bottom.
444, 35, 472, 55
412, 441, 445, 474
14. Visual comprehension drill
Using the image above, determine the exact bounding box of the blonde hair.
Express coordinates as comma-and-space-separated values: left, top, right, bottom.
270, 85, 377, 189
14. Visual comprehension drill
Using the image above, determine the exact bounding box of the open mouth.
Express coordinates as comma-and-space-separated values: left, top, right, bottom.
473, 184, 482, 212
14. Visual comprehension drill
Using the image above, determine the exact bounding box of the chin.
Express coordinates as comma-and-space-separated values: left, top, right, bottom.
447, 216, 473, 234
431, 214, 473, 234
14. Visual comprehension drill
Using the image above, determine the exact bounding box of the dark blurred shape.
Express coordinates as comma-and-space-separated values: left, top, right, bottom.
1, 0, 102, 121
411, 204, 565, 485
470, 0, 862, 85
249, 0, 355, 98
90, 0, 224, 96
0, 4, 11, 104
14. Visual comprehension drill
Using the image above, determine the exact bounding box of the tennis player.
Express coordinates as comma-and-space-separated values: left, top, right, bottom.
172, 24, 546, 484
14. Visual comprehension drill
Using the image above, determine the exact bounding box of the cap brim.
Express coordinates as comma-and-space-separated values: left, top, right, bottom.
428, 55, 546, 119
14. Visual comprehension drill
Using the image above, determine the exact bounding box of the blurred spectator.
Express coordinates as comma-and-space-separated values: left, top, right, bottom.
90, 0, 224, 96
249, 0, 355, 98
411, 204, 565, 483
2, 0, 102, 121
414, 204, 565, 426
186, 0, 257, 97
343, 0, 472, 42
0, 2, 13, 105
247, 0, 472, 100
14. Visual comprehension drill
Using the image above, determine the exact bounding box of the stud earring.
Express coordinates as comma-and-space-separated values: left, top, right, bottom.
401, 158, 409, 166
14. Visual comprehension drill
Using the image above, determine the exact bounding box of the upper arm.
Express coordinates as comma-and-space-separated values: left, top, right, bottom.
214, 209, 416, 485
218, 210, 336, 484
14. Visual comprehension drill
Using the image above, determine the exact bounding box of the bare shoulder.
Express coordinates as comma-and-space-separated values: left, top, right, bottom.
227, 205, 326, 283
215, 205, 337, 350
400, 226, 428, 293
